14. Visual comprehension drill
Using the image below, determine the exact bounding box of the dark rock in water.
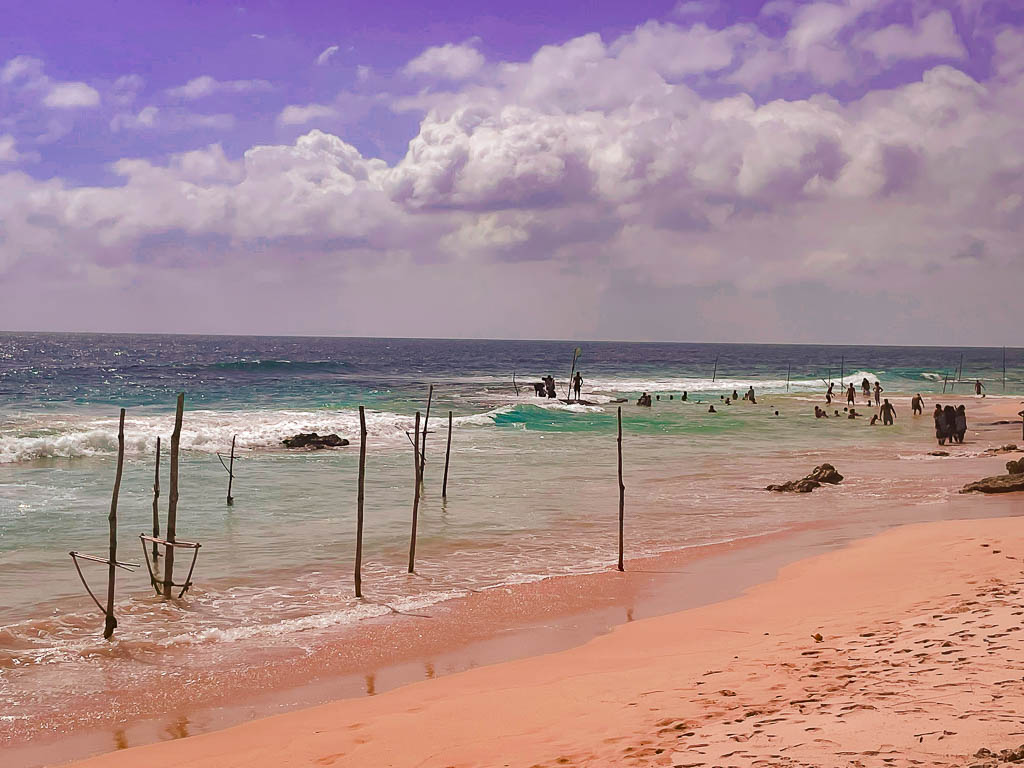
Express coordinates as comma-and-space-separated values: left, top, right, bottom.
961, 474, 1024, 494
282, 432, 349, 449
1007, 458, 1024, 475
766, 478, 820, 493
805, 463, 843, 484
929, 451, 950, 456
767, 463, 843, 493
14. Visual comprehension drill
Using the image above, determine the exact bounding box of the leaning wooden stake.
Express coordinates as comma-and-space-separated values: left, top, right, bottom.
151, 436, 161, 561
419, 385, 433, 482
442, 410, 453, 498
226, 435, 236, 506
712, 355, 719, 383
163, 393, 184, 599
617, 407, 625, 572
103, 409, 127, 639
355, 406, 367, 598
786, 362, 791, 392
1003, 347, 1007, 391
408, 411, 421, 574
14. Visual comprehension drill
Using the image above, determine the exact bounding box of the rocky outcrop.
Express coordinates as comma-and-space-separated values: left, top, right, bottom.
282, 432, 349, 449
1007, 458, 1024, 475
961, 474, 1024, 494
767, 463, 844, 493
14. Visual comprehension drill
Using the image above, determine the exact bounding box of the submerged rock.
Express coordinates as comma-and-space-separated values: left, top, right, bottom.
767, 463, 843, 493
984, 444, 1019, 454
282, 432, 349, 449
929, 451, 950, 457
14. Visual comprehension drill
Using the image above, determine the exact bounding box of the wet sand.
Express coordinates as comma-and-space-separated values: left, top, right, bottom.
60, 514, 1024, 768
8, 394, 1024, 767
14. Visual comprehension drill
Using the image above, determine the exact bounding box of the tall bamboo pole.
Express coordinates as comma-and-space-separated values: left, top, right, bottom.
226, 435, 235, 506
442, 410, 453, 498
617, 407, 625, 573
408, 411, 421, 574
163, 393, 184, 599
712, 355, 719, 383
151, 436, 161, 561
1003, 347, 1006, 391
103, 409, 126, 639
355, 406, 367, 598
840, 355, 844, 388
419, 385, 433, 482
786, 362, 791, 392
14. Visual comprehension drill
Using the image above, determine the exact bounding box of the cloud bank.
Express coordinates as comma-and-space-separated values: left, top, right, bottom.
0, 1, 1022, 342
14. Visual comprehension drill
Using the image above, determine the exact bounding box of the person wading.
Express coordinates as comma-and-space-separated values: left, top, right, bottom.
880, 398, 897, 426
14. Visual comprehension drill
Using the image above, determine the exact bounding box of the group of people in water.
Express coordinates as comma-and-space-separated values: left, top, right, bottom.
533, 372, 976, 445
535, 372, 586, 401
934, 403, 968, 445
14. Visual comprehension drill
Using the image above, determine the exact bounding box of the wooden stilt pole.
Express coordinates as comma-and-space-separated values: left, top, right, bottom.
163, 393, 184, 600
103, 409, 126, 639
408, 411, 421, 574
419, 385, 433, 482
355, 406, 367, 598
151, 436, 161, 561
617, 407, 625, 572
442, 410, 452, 499
226, 435, 236, 506
786, 363, 791, 392
840, 356, 844, 388
712, 355, 719, 383
1003, 347, 1006, 391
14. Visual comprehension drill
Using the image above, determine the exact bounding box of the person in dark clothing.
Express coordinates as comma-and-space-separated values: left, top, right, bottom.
544, 375, 556, 399
572, 371, 583, 402
861, 378, 871, 399
955, 404, 967, 443
826, 382, 834, 404
934, 404, 947, 445
880, 398, 896, 426
975, 379, 985, 397
746, 386, 756, 404
846, 384, 856, 405
943, 405, 957, 445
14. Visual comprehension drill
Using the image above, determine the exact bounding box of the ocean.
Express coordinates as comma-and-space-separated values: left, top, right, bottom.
1, 333, 1021, 749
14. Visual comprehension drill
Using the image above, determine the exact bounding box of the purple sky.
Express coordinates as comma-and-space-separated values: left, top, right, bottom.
1, 0, 1022, 343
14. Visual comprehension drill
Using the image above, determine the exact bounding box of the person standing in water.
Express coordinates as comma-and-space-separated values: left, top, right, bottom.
846, 383, 856, 406
572, 371, 583, 402
955, 404, 968, 443
873, 381, 883, 407
746, 386, 756, 404
880, 398, 896, 426
975, 379, 985, 397
911, 393, 924, 415
826, 382, 834, 404
934, 404, 947, 445
862, 378, 871, 400
943, 404, 957, 444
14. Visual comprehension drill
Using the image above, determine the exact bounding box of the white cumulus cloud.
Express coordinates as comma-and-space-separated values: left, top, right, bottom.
404, 42, 485, 80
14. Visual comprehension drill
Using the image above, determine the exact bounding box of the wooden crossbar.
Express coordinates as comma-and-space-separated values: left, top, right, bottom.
139, 535, 201, 549
69, 551, 139, 570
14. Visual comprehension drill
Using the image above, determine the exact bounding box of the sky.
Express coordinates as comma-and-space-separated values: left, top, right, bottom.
1, 0, 1022, 344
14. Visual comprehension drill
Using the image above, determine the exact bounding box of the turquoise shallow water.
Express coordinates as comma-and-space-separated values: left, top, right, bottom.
0, 334, 1021, 736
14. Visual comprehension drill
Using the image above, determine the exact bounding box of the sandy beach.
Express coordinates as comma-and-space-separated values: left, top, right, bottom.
57, 508, 1024, 768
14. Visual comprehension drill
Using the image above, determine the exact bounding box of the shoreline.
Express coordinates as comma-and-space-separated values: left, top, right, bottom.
5, 394, 1024, 767
58, 513, 1024, 768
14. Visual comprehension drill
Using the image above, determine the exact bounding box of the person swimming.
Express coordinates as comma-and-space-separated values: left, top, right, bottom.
708, 405, 717, 413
